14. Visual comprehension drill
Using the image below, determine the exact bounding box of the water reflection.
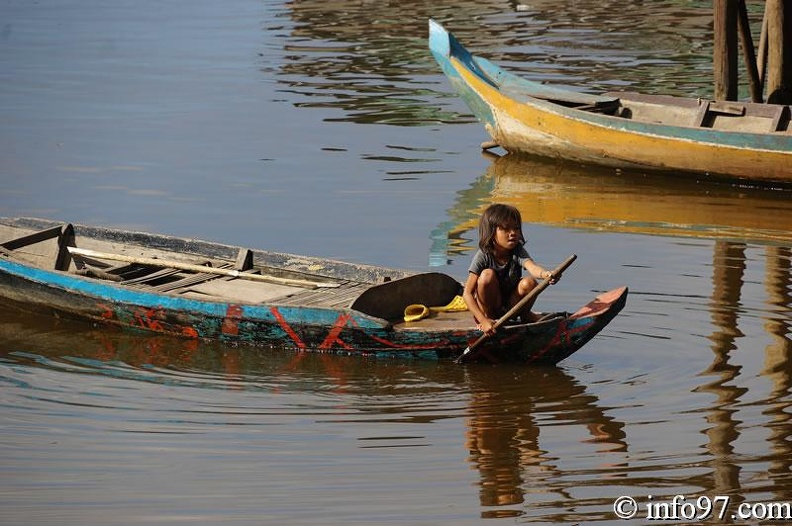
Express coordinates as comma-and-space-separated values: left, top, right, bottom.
764, 247, 792, 388
2, 284, 791, 520
697, 241, 747, 499
275, 0, 476, 125
464, 367, 627, 518
0, 304, 627, 520
427, 152, 792, 516
433, 153, 792, 259
695, 243, 792, 503
273, 0, 744, 126
754, 246, 792, 500
0, 309, 379, 393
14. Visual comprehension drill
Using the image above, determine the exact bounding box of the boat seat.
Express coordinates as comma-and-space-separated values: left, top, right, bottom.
692, 100, 746, 128
116, 249, 253, 289
770, 105, 790, 132
273, 281, 368, 309
235, 248, 254, 271
0, 223, 76, 271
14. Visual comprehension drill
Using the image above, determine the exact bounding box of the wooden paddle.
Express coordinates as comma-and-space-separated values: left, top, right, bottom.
455, 254, 577, 364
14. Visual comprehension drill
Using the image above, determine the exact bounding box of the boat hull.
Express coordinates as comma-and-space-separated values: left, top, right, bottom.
0, 217, 627, 365
429, 20, 792, 184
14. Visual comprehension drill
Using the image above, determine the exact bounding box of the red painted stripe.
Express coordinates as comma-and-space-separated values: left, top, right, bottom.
269, 307, 306, 349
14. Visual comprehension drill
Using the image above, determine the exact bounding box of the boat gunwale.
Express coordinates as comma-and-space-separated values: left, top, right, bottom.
429, 19, 791, 182
465, 55, 792, 153
2, 216, 412, 285
0, 255, 394, 328
0, 217, 629, 363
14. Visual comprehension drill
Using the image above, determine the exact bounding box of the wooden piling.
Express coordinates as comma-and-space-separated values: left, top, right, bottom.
714, 0, 791, 105
766, 0, 792, 104
758, 4, 770, 84
713, 0, 739, 101
737, 0, 763, 102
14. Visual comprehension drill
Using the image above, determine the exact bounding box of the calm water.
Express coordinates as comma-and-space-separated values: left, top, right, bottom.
1, 0, 791, 524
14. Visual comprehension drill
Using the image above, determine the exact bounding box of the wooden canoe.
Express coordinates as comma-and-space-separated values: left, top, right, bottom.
428, 20, 792, 185
0, 217, 626, 365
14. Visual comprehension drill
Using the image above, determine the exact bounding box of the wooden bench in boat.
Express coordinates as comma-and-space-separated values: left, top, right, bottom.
604, 91, 792, 132
0, 223, 75, 271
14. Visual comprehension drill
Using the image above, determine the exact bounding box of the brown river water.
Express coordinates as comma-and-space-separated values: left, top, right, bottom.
1, 0, 790, 524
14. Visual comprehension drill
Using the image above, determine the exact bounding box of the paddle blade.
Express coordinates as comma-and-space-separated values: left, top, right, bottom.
455, 346, 473, 364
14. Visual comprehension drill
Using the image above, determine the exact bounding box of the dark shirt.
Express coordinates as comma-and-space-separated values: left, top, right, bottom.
468, 246, 531, 297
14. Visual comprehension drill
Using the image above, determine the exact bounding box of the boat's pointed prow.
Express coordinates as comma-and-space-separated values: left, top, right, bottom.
428, 19, 450, 58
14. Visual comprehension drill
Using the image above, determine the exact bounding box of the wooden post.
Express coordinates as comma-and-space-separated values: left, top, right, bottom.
758, 3, 770, 84
714, 0, 739, 101
766, 0, 792, 104
737, 0, 763, 102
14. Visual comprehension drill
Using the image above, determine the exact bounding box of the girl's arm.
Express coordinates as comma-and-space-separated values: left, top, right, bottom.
524, 258, 559, 283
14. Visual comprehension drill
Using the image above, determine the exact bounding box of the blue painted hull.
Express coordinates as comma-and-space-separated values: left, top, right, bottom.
0, 217, 627, 364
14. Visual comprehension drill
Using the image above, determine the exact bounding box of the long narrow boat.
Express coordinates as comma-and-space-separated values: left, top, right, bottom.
0, 217, 626, 365
428, 20, 792, 185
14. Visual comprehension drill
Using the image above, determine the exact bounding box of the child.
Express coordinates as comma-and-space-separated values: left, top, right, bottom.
462, 203, 560, 336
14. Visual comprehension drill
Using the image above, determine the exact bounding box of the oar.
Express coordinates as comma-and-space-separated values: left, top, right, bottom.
455, 254, 577, 364
67, 246, 340, 289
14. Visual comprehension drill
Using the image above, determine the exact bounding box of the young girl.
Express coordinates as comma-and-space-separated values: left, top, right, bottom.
462, 203, 560, 336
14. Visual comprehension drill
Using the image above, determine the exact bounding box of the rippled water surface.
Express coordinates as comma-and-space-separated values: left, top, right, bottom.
1, 0, 790, 524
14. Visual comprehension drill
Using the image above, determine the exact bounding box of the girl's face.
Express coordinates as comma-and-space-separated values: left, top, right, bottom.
494, 222, 521, 252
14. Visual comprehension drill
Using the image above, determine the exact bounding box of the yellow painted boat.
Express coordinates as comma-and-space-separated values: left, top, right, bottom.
428, 20, 792, 185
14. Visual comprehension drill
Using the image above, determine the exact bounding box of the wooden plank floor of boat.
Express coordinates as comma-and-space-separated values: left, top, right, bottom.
175, 275, 370, 308
392, 310, 473, 331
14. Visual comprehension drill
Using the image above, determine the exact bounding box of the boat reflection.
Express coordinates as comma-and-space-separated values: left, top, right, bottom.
0, 302, 626, 517
2, 281, 791, 516
0, 306, 359, 392
431, 153, 792, 265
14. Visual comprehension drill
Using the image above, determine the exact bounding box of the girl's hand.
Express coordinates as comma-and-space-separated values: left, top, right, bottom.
477, 318, 497, 336
542, 270, 560, 284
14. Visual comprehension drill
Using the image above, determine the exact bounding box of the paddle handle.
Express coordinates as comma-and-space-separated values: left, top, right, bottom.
493, 253, 576, 331
457, 254, 577, 363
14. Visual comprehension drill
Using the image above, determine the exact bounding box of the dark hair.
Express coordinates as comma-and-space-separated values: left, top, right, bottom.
478, 203, 525, 254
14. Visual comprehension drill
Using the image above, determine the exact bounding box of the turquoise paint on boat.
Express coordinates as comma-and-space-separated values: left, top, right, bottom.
0, 217, 627, 364
429, 19, 792, 183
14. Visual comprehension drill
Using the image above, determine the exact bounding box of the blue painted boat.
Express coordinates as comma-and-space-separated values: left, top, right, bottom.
0, 217, 626, 364
429, 20, 792, 185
